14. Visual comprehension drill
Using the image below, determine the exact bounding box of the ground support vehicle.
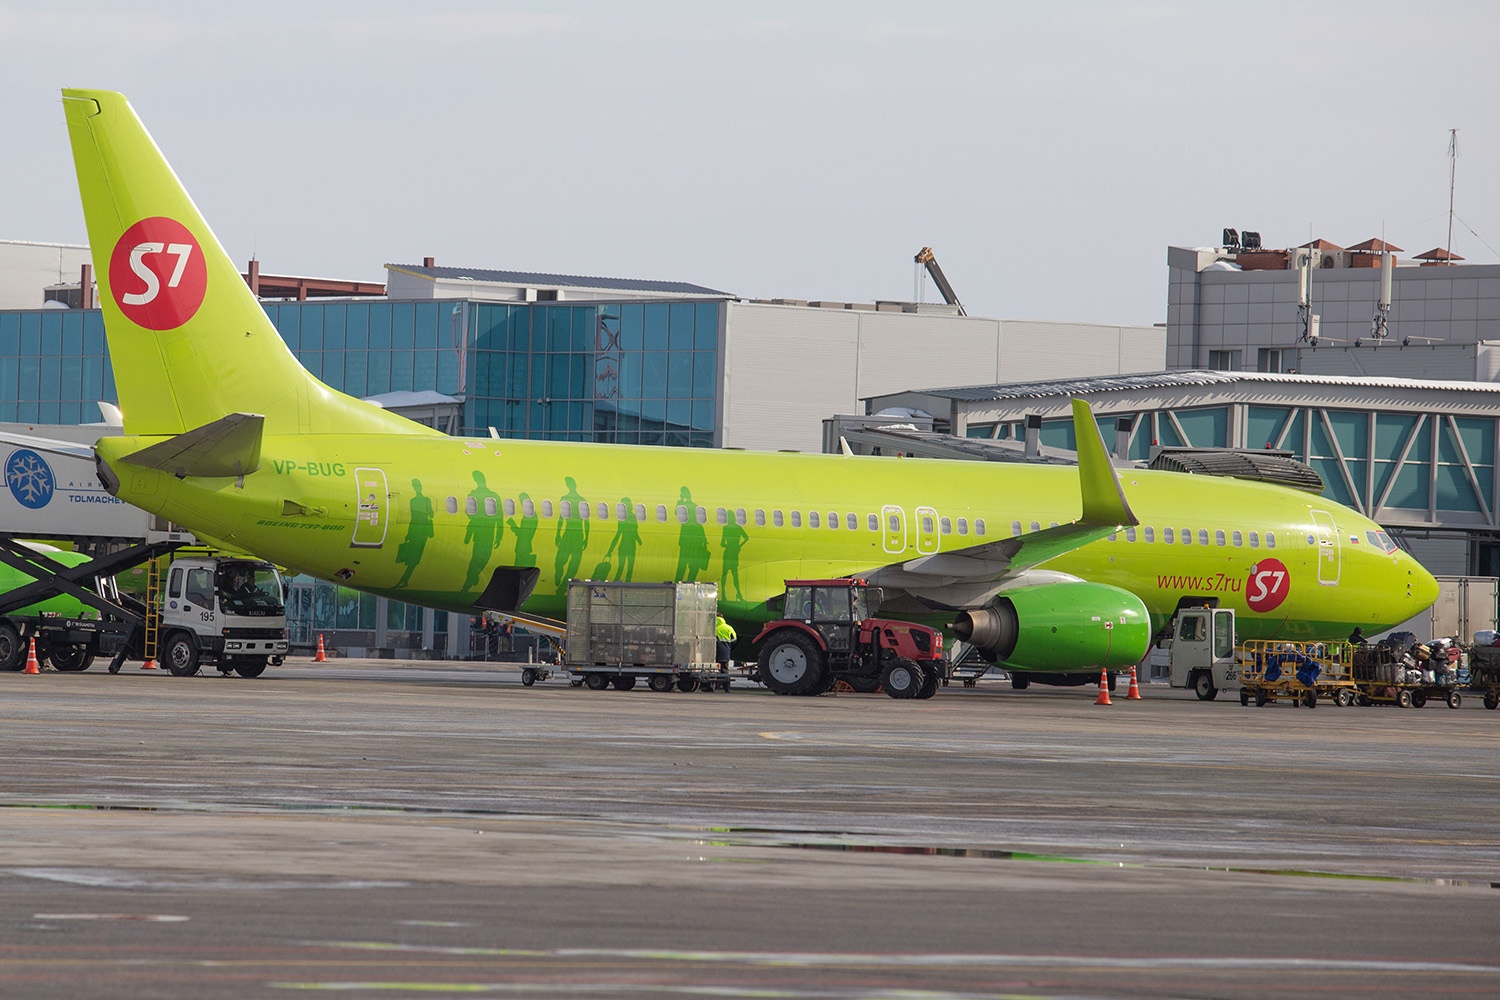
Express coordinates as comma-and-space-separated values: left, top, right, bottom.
1351, 643, 1462, 709
562, 581, 725, 692
752, 579, 946, 699
150, 554, 288, 677
1237, 640, 1359, 708
1468, 644, 1500, 710
1160, 606, 1240, 701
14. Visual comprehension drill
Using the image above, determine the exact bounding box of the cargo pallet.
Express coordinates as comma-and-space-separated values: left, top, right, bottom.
1237, 640, 1359, 708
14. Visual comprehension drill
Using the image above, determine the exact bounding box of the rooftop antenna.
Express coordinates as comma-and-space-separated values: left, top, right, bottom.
1371, 223, 1392, 345
1446, 128, 1458, 265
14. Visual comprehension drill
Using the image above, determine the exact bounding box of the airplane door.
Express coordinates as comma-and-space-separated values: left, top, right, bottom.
881, 504, 906, 555
1310, 509, 1341, 585
351, 467, 389, 548
915, 506, 940, 555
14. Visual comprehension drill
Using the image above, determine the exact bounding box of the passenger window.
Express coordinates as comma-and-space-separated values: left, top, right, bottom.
791, 511, 802, 527
560, 501, 572, 519
957, 518, 968, 535
504, 498, 516, 517
541, 500, 553, 517
523, 498, 535, 517
773, 510, 784, 527
826, 511, 838, 529
484, 497, 496, 516
810, 512, 820, 528
1182, 528, 1191, 545
940, 517, 952, 534
737, 508, 747, 526
1249, 531, 1259, 548
1030, 521, 1041, 533
446, 496, 458, 514
867, 513, 878, 531
1012, 520, 1022, 536
1198, 529, 1209, 546
1267, 533, 1276, 548
975, 519, 985, 536
616, 502, 628, 520
1144, 526, 1155, 543
579, 502, 589, 520
695, 506, 706, 525
716, 507, 727, 525
676, 505, 689, 524
756, 509, 766, 526
1125, 527, 1136, 542
846, 513, 856, 530
1232, 530, 1242, 547
635, 503, 646, 522
1215, 529, 1225, 546
466, 496, 478, 516
656, 504, 667, 522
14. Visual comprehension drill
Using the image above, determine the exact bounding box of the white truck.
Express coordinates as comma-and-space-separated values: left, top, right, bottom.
1150, 606, 1241, 701
153, 555, 288, 677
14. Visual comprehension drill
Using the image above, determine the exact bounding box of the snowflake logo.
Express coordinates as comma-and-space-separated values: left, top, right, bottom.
6, 449, 55, 510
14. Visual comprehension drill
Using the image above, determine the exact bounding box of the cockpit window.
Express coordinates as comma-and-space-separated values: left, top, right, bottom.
1366, 530, 1398, 554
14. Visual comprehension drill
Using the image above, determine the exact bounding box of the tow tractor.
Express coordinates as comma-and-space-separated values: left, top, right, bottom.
753, 579, 946, 698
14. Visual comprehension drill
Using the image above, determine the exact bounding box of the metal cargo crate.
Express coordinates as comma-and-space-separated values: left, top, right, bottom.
566, 581, 718, 669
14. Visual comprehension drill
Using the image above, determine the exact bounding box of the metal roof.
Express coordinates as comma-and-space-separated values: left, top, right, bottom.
386, 263, 731, 297
899, 369, 1500, 403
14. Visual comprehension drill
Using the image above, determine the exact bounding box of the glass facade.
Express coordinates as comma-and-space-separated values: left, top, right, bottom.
0, 309, 112, 424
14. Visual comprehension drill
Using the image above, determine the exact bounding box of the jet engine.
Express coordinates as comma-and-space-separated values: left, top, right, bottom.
952, 581, 1151, 672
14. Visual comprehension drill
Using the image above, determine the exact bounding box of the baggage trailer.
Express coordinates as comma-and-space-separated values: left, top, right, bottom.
1468, 644, 1500, 710
1237, 639, 1359, 708
1351, 643, 1462, 709
563, 581, 725, 692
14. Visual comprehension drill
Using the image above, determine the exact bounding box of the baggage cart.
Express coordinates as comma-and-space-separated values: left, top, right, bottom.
1464, 643, 1500, 710
1351, 643, 1462, 709
1237, 640, 1359, 708
562, 581, 726, 692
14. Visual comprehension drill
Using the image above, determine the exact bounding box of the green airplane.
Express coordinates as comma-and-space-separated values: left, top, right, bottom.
46, 88, 1437, 684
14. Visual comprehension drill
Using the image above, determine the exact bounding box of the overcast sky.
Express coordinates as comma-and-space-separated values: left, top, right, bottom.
3, 1, 1497, 325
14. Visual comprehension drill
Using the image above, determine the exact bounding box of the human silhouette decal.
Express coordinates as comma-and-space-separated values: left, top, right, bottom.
605, 496, 640, 581
507, 491, 538, 567
462, 470, 501, 592
720, 518, 748, 601
394, 477, 433, 588
675, 486, 711, 582
554, 476, 590, 593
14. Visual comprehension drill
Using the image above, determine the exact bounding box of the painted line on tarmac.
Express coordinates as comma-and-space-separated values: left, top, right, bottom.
301, 941, 1500, 975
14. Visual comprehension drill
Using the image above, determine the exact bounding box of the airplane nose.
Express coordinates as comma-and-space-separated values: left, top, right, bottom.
1405, 556, 1440, 616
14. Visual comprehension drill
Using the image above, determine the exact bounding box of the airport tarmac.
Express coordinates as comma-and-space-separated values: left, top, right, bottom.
1, 657, 1497, 999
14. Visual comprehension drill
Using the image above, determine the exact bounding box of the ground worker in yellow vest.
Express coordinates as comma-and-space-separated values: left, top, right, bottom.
715, 613, 736, 670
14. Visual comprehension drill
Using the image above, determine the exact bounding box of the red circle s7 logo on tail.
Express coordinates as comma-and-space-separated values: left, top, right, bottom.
108, 217, 207, 330
1246, 559, 1291, 613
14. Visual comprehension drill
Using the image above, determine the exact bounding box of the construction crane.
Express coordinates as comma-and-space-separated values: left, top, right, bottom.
914, 246, 966, 316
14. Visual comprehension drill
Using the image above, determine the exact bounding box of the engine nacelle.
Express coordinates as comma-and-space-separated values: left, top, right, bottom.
952, 581, 1150, 671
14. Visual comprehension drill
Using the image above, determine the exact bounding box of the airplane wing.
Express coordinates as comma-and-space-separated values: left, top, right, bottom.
866, 399, 1137, 602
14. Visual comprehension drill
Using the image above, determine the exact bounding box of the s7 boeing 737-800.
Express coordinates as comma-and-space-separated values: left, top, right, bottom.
41, 89, 1437, 688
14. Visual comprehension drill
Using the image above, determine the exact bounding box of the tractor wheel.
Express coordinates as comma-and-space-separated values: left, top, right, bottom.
846, 675, 882, 693
916, 664, 941, 699
1193, 672, 1218, 701
880, 657, 923, 699
758, 631, 825, 696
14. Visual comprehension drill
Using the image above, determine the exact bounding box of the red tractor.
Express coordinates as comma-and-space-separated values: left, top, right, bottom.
752, 579, 946, 699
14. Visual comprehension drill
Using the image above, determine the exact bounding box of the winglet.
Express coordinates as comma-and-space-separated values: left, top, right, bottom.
1073, 399, 1138, 527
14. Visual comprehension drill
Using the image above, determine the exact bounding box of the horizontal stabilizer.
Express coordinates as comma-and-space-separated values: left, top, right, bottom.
122, 413, 264, 478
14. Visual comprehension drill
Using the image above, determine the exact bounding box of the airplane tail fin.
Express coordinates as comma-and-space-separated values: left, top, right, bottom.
61, 89, 434, 439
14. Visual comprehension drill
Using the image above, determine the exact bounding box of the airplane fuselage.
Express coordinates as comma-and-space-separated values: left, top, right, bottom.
97, 433, 1436, 643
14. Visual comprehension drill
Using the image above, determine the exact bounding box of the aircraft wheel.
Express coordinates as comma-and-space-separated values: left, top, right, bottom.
163, 634, 200, 677
758, 631, 824, 696
1193, 672, 1217, 701
880, 657, 923, 699
521, 668, 537, 687
648, 673, 673, 693
583, 672, 609, 691
0, 624, 22, 671
1239, 688, 1250, 706
1447, 690, 1462, 709
916, 665, 941, 699
234, 660, 267, 678
1010, 673, 1030, 690
50, 645, 94, 672
611, 675, 636, 691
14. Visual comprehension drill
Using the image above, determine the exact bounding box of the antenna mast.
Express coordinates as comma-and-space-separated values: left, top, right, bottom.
1447, 128, 1458, 263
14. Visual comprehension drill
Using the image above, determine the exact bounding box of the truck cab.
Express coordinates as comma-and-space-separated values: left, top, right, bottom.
1167, 606, 1239, 700
159, 556, 288, 677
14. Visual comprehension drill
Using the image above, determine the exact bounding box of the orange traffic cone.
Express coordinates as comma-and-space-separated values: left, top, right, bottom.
314, 634, 327, 662
1095, 667, 1111, 705
22, 637, 40, 674
141, 656, 158, 670
1126, 665, 1142, 700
